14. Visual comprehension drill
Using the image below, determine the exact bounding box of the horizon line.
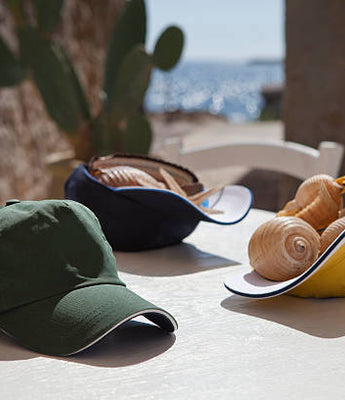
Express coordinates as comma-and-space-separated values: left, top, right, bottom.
176, 56, 285, 64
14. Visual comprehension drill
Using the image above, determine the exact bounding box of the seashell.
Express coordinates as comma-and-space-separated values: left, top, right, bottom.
294, 181, 342, 230
319, 216, 345, 255
158, 167, 224, 214
189, 184, 225, 206
159, 167, 187, 197
91, 165, 166, 189
248, 216, 320, 281
89, 154, 225, 215
276, 199, 300, 216
66, 161, 252, 251
277, 174, 345, 230
278, 174, 343, 216
294, 174, 338, 208
198, 205, 224, 214
90, 154, 204, 195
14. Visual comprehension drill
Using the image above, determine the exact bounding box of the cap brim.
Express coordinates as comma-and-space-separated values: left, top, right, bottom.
199, 185, 253, 224
83, 166, 253, 225
224, 230, 345, 298
0, 284, 177, 356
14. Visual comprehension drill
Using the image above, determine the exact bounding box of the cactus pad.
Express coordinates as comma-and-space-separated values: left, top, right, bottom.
104, 0, 146, 109
153, 26, 184, 71
122, 114, 152, 154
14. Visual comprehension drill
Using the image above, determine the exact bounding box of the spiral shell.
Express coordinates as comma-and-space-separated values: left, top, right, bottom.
294, 174, 337, 208
248, 216, 320, 281
319, 216, 345, 255
277, 174, 344, 230
91, 165, 166, 189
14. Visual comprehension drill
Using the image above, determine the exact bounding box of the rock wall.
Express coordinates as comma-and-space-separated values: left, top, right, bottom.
0, 0, 125, 203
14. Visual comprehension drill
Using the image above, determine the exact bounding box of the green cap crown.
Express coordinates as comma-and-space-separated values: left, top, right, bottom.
0, 200, 124, 314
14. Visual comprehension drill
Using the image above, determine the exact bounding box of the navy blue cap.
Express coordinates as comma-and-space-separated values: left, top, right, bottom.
65, 163, 252, 251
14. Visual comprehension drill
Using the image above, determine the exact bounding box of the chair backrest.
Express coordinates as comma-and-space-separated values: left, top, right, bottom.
160, 139, 344, 180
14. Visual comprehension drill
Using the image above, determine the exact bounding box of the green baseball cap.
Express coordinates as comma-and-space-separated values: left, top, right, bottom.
0, 199, 177, 356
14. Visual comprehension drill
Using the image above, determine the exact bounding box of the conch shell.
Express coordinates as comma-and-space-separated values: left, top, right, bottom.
295, 174, 338, 208
277, 174, 345, 230
319, 216, 345, 255
248, 216, 320, 281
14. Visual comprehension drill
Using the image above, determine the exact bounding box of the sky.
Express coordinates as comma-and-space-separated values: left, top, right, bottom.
146, 0, 284, 62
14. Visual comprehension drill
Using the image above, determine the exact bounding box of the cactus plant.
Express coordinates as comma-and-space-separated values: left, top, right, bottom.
0, 37, 23, 87
18, 26, 85, 132
104, 0, 147, 111
1, 0, 184, 161
33, 0, 64, 33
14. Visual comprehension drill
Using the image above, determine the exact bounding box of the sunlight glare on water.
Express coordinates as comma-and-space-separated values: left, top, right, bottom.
145, 61, 284, 123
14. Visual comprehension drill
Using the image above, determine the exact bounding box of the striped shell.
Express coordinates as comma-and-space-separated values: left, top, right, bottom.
295, 174, 337, 208
91, 165, 166, 189
90, 163, 224, 215
248, 216, 320, 281
294, 181, 343, 230
277, 174, 344, 230
90, 154, 203, 196
319, 216, 345, 255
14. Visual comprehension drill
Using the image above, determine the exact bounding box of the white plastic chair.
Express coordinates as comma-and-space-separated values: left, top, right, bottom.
160, 139, 344, 180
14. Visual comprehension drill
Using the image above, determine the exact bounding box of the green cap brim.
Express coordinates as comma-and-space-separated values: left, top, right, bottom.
0, 284, 177, 356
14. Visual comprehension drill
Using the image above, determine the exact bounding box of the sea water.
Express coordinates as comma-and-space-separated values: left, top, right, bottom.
145, 60, 284, 123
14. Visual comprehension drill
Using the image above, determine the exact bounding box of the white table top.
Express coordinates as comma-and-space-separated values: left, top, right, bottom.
2, 208, 345, 399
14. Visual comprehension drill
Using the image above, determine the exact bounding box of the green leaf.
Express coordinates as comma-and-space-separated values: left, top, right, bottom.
18, 27, 83, 132
122, 113, 152, 154
90, 111, 116, 155
153, 26, 184, 71
0, 36, 24, 87
110, 44, 152, 119
57, 45, 92, 120
33, 0, 64, 33
104, 0, 146, 108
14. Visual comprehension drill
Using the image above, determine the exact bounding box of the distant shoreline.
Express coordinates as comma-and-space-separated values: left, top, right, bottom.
173, 58, 284, 66
247, 58, 284, 66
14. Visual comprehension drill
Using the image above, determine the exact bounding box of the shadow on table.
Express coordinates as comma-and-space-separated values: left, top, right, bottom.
116, 242, 238, 276
0, 330, 36, 361
0, 321, 175, 367
68, 321, 175, 368
221, 294, 345, 338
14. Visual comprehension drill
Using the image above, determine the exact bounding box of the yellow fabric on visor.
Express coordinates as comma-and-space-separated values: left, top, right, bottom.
289, 244, 345, 298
